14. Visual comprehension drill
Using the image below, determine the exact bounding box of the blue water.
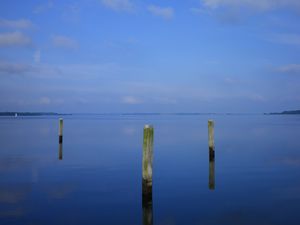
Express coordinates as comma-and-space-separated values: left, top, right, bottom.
0, 114, 300, 225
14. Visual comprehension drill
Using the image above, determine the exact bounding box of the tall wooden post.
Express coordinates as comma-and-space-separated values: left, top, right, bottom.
142, 125, 154, 198
208, 120, 215, 190
59, 118, 63, 144
142, 125, 153, 225
208, 120, 214, 161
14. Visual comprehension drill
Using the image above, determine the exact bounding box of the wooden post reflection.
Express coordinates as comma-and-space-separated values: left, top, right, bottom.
209, 155, 215, 190
58, 143, 63, 160
142, 194, 153, 225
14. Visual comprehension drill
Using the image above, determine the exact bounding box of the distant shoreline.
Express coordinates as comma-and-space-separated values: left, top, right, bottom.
265, 110, 300, 115
0, 112, 71, 116
0, 112, 257, 116
0, 111, 299, 116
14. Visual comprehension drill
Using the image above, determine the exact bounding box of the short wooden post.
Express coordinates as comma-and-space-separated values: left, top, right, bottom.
58, 143, 63, 160
208, 120, 214, 160
142, 125, 154, 198
59, 118, 63, 143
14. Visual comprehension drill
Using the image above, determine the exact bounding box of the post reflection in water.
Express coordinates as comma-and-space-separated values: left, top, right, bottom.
142, 193, 153, 225
58, 143, 63, 160
209, 149, 215, 190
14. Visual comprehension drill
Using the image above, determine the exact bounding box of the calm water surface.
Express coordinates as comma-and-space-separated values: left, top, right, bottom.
0, 115, 300, 225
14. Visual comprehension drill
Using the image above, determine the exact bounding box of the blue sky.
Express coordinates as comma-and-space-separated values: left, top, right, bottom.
0, 0, 299, 113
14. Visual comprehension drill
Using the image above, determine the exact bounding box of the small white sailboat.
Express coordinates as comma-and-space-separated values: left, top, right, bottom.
15, 113, 18, 118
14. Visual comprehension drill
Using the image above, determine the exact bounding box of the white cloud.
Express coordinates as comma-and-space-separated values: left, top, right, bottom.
270, 33, 300, 46
101, 0, 134, 12
0, 61, 35, 75
39, 97, 51, 105
0, 18, 33, 29
248, 94, 267, 102
147, 5, 174, 20
33, 1, 53, 14
0, 31, 31, 47
202, 0, 300, 11
33, 50, 41, 63
52, 35, 78, 49
277, 64, 300, 74
0, 61, 127, 78
195, 1, 300, 24
62, 3, 82, 22
224, 77, 239, 84
122, 96, 142, 104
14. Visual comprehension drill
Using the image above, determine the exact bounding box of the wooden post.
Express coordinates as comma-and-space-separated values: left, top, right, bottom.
59, 118, 63, 143
208, 120, 215, 190
208, 120, 214, 161
142, 125, 153, 225
142, 125, 154, 198
58, 143, 63, 160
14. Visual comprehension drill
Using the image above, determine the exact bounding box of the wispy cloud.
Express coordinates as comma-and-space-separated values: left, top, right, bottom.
33, 1, 53, 14
194, 0, 300, 24
51, 35, 79, 49
0, 61, 128, 79
33, 50, 41, 63
224, 77, 240, 85
147, 5, 174, 20
0, 18, 33, 29
191, 5, 243, 24
0, 31, 31, 47
100, 0, 134, 12
0, 61, 35, 75
122, 96, 142, 104
202, 0, 300, 11
248, 94, 267, 102
276, 64, 300, 74
39, 97, 51, 105
269, 33, 300, 46
62, 3, 81, 22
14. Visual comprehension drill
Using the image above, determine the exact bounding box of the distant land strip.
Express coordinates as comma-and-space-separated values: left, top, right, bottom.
1, 112, 260, 116
1, 111, 299, 116
266, 110, 300, 115
0, 112, 71, 116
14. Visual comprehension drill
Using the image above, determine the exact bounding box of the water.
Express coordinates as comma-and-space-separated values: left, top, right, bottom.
0, 114, 300, 225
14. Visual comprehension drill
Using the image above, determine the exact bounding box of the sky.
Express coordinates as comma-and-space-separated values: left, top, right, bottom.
0, 0, 300, 113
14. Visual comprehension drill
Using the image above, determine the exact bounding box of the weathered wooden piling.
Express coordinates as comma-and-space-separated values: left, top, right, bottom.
142, 125, 154, 198
58, 143, 63, 160
208, 120, 215, 190
208, 120, 215, 161
59, 118, 63, 143
209, 157, 215, 190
